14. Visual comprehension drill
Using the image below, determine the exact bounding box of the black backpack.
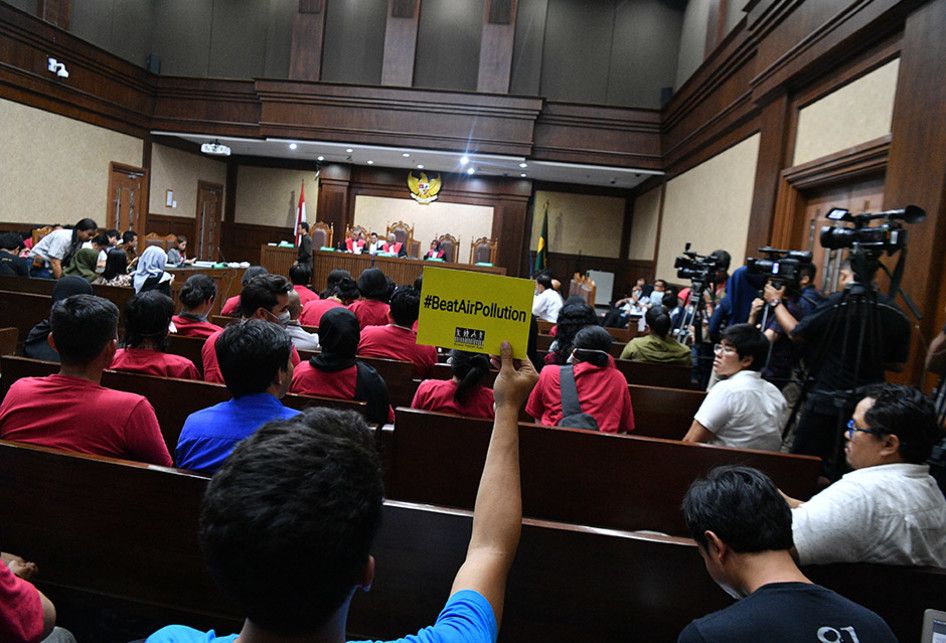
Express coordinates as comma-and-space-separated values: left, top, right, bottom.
557, 365, 599, 431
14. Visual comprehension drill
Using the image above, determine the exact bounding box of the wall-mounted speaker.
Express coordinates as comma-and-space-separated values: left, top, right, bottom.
391, 0, 416, 19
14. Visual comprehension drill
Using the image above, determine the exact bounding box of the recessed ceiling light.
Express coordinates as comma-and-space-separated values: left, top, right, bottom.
402, 153, 410, 158
519, 162, 528, 168
289, 143, 298, 150
460, 156, 470, 166
466, 167, 475, 175
367, 160, 374, 165
345, 148, 353, 153
416, 164, 424, 169
520, 173, 527, 178
317, 155, 325, 161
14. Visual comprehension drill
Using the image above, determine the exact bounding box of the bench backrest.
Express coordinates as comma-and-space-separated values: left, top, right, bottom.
389, 407, 821, 536
628, 384, 705, 440
616, 358, 697, 389
166, 333, 206, 373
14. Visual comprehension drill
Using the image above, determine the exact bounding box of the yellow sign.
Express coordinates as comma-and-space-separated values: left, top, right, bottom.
416, 266, 535, 358
407, 171, 442, 204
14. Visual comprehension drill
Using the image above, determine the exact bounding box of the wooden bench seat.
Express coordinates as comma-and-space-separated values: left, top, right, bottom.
387, 407, 821, 536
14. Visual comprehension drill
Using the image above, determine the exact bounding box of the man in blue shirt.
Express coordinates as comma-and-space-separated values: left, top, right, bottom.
175, 319, 300, 474
148, 341, 538, 643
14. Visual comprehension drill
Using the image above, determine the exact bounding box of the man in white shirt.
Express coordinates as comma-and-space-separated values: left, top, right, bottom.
683, 323, 786, 451
783, 384, 946, 567
282, 289, 319, 352
29, 218, 98, 279
532, 273, 563, 323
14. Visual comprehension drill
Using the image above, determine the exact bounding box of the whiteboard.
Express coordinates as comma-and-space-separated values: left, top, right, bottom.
587, 270, 614, 307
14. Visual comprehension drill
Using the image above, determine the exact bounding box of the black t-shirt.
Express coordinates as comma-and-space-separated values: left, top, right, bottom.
0, 250, 29, 277
678, 582, 896, 643
792, 290, 910, 394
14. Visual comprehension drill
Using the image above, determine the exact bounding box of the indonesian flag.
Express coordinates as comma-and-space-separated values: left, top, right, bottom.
295, 181, 307, 247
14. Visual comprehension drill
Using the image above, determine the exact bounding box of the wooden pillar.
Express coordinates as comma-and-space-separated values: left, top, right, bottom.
381, 0, 420, 86
37, 0, 70, 29
745, 91, 790, 257
220, 160, 239, 261
491, 194, 530, 277
316, 164, 351, 241
289, 0, 328, 81
883, 0, 946, 385
477, 0, 518, 94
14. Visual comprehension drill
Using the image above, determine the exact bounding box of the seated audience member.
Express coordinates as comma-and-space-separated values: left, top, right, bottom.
348, 268, 392, 329
358, 286, 436, 378
149, 342, 537, 643
412, 350, 495, 419
92, 248, 132, 287
111, 291, 200, 380
620, 305, 691, 365
172, 274, 223, 339
133, 245, 174, 295
0, 294, 171, 466
545, 298, 598, 366
220, 266, 269, 316
290, 308, 393, 424
62, 246, 101, 282
203, 274, 300, 384
289, 262, 320, 305
0, 551, 75, 642
283, 289, 319, 351
383, 232, 407, 257
121, 229, 138, 266
166, 235, 192, 266
23, 276, 93, 362
526, 326, 635, 433
89, 232, 111, 272
29, 217, 97, 279
0, 232, 29, 276
531, 273, 563, 323
679, 466, 897, 642
300, 274, 358, 327
321, 268, 353, 299
683, 323, 785, 451
601, 277, 652, 329
783, 384, 946, 567
176, 320, 300, 475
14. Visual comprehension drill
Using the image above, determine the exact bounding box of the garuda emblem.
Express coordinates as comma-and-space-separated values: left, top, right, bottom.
407, 171, 442, 205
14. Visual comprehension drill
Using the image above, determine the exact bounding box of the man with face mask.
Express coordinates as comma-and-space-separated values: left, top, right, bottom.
176, 319, 300, 475
201, 274, 301, 384
678, 466, 897, 642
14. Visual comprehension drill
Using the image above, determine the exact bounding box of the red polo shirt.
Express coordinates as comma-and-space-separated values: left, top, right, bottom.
0, 374, 172, 466
411, 378, 495, 420
111, 347, 200, 380
293, 284, 320, 306
358, 324, 437, 378
202, 328, 301, 384
171, 314, 223, 339
299, 298, 344, 327
290, 361, 394, 422
220, 295, 240, 316
0, 563, 44, 643
525, 359, 635, 433
348, 299, 391, 329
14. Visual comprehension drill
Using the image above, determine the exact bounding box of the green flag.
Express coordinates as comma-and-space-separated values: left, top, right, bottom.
534, 203, 548, 275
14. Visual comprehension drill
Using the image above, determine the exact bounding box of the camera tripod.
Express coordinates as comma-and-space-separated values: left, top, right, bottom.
673, 276, 718, 388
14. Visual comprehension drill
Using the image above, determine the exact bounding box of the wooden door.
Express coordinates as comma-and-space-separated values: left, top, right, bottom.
195, 181, 223, 261
107, 163, 147, 232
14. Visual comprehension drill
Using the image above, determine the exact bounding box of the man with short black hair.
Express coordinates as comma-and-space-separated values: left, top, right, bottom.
0, 294, 171, 466
202, 274, 300, 384
296, 221, 312, 265
679, 465, 896, 642
784, 384, 946, 567
288, 262, 319, 306
532, 273, 563, 323
149, 341, 538, 643
683, 323, 785, 451
176, 319, 300, 475
0, 232, 28, 277
620, 305, 690, 365
29, 218, 98, 278
358, 286, 437, 378
172, 274, 224, 339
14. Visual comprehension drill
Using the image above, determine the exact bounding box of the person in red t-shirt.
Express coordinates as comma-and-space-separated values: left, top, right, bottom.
112, 291, 200, 380
0, 552, 58, 642
412, 350, 495, 419
0, 294, 172, 466
289, 263, 320, 306
172, 274, 223, 339
358, 286, 437, 378
526, 326, 634, 433
291, 307, 393, 424
348, 268, 391, 329
220, 265, 269, 316
203, 274, 301, 384
300, 273, 358, 327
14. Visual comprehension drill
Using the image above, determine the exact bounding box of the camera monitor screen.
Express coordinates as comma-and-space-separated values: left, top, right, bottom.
826, 207, 850, 221
922, 609, 946, 643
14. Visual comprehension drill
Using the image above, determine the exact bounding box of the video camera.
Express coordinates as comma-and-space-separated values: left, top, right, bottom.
820, 205, 925, 255
746, 246, 813, 289
674, 244, 720, 285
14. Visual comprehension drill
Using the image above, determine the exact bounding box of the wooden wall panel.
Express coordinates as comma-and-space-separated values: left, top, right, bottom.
151, 77, 261, 138
288, 0, 327, 81
221, 222, 292, 267
381, 0, 420, 87
146, 213, 194, 239
477, 0, 518, 94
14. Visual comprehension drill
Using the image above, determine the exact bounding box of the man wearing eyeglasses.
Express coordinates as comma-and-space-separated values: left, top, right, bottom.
782, 384, 946, 567
683, 323, 786, 451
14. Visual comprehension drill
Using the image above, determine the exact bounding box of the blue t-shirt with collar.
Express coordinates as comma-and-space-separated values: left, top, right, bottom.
174, 393, 300, 474
146, 590, 497, 643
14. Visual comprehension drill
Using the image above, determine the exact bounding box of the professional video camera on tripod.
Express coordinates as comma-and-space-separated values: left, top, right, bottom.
786, 204, 925, 478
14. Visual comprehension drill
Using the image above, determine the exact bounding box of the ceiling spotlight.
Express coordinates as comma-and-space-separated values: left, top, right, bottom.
317, 155, 324, 161
519, 162, 528, 168
416, 164, 424, 169
460, 156, 470, 166
345, 148, 353, 153
367, 160, 374, 165
466, 167, 476, 175
520, 173, 527, 178
289, 143, 298, 150
402, 153, 411, 158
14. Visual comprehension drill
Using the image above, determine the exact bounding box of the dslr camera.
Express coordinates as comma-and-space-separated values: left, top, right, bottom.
746, 246, 813, 289
675, 244, 720, 285
820, 205, 925, 255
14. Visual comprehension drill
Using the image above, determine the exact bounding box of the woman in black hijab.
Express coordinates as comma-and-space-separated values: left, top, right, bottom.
23, 276, 94, 361
292, 307, 392, 424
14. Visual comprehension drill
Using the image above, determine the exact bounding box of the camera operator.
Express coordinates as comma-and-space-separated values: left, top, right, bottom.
689, 250, 732, 388
789, 258, 912, 469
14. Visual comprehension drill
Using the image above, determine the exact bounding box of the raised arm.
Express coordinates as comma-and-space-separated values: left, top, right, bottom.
450, 341, 538, 627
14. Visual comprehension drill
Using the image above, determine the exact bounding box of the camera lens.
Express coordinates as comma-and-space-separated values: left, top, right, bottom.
819, 225, 854, 249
